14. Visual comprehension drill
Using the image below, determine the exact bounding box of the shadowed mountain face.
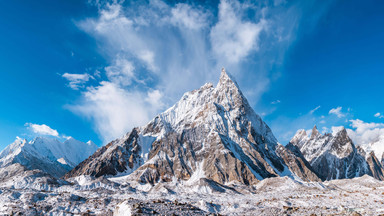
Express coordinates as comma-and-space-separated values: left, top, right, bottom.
290, 126, 384, 181
66, 69, 320, 184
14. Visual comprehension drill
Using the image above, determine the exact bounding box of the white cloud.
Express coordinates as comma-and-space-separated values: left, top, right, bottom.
329, 106, 345, 118
68, 81, 164, 143
146, 90, 164, 108
374, 112, 384, 118
138, 50, 156, 71
62, 73, 93, 90
25, 123, 59, 137
349, 119, 384, 134
346, 119, 384, 160
310, 105, 321, 114
170, 3, 209, 30
271, 100, 281, 104
210, 0, 266, 64
105, 58, 135, 87
68, 0, 324, 144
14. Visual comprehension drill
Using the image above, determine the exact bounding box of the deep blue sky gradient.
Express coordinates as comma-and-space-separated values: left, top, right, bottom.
0, 0, 383, 149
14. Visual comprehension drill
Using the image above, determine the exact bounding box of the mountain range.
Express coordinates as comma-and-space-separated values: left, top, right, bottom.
1, 69, 384, 215
290, 126, 384, 181
1, 69, 384, 185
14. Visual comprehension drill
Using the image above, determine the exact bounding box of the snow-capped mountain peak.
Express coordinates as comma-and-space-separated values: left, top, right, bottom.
310, 125, 320, 139
66, 69, 319, 184
290, 126, 384, 181
87, 140, 96, 146
0, 136, 98, 177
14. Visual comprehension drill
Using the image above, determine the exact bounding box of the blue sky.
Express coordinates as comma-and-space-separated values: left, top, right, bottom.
0, 0, 383, 150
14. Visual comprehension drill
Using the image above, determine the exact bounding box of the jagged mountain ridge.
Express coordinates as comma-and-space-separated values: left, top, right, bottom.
0, 137, 98, 177
290, 126, 384, 181
66, 69, 320, 184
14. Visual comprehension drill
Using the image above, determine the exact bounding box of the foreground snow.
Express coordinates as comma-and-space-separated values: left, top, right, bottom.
1, 174, 383, 215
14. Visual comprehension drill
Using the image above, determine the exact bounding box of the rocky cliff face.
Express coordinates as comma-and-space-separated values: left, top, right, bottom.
365, 151, 384, 180
290, 126, 384, 181
66, 69, 319, 184
276, 143, 321, 182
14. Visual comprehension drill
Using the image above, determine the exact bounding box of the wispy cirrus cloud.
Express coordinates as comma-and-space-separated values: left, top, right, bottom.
310, 105, 321, 114
271, 100, 281, 105
374, 112, 384, 118
329, 106, 345, 118
62, 73, 93, 90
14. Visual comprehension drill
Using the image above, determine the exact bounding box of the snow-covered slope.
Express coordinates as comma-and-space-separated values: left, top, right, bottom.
290, 126, 384, 181
0, 137, 98, 177
0, 163, 69, 190
66, 69, 319, 184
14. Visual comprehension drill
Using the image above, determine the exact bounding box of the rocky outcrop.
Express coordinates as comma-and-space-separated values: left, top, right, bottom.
65, 128, 142, 178
382, 152, 384, 167
276, 143, 321, 182
366, 151, 384, 180
66, 69, 319, 184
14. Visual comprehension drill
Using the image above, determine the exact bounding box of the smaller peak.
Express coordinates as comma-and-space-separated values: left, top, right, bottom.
369, 151, 376, 157
332, 126, 346, 137
15, 136, 26, 142
290, 129, 308, 146
12, 136, 28, 147
87, 140, 96, 146
295, 129, 307, 137
65, 136, 75, 141
202, 82, 214, 89
310, 125, 320, 139
64, 137, 82, 144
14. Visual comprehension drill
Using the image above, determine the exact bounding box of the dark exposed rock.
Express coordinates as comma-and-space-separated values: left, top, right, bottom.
277, 143, 321, 181
366, 151, 384, 180
65, 128, 142, 178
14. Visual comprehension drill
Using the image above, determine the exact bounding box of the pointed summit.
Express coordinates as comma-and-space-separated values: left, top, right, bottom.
310, 125, 320, 139
217, 67, 240, 89
290, 130, 308, 149
215, 68, 248, 112
87, 140, 96, 146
